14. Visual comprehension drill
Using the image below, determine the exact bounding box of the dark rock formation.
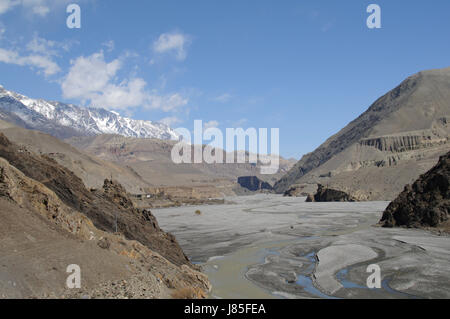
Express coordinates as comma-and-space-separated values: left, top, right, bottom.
0, 133, 189, 266
312, 184, 356, 202
306, 194, 315, 202
283, 186, 308, 197
237, 176, 273, 192
380, 152, 449, 228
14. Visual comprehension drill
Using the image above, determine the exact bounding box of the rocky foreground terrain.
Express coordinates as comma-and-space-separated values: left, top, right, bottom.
275, 67, 450, 201
0, 133, 210, 298
380, 151, 449, 231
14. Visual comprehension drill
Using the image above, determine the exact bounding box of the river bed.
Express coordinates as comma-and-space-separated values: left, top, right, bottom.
153, 194, 450, 299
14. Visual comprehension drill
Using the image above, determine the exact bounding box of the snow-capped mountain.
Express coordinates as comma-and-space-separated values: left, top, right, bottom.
0, 85, 180, 140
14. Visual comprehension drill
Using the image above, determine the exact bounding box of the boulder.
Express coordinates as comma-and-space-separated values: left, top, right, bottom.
380, 151, 449, 228
312, 184, 356, 202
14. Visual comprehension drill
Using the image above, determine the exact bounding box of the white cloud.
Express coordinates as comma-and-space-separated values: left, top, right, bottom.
204, 120, 219, 129
26, 34, 77, 57
213, 93, 232, 103
30, 4, 49, 16
0, 0, 19, 15
0, 47, 60, 75
153, 32, 191, 61
89, 78, 149, 109
0, 0, 76, 17
232, 118, 248, 127
0, 33, 78, 77
26, 35, 58, 56
146, 92, 188, 112
160, 116, 183, 127
321, 20, 335, 33
62, 52, 121, 100
61, 51, 188, 111
102, 40, 115, 52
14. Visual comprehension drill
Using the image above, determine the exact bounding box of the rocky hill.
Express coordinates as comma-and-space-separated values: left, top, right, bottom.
0, 135, 210, 298
274, 67, 450, 200
0, 133, 189, 267
380, 151, 449, 230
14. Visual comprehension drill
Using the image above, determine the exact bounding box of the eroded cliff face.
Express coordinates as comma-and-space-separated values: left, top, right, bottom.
380, 151, 449, 230
359, 130, 447, 153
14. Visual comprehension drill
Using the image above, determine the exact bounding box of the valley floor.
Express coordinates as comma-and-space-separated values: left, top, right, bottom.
153, 194, 450, 299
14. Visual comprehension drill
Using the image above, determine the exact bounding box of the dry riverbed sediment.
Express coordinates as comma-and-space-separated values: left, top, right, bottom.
153, 194, 450, 299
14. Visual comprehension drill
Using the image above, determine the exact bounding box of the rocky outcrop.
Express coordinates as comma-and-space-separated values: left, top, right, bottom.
0, 133, 189, 266
237, 176, 273, 192
312, 184, 356, 202
284, 185, 308, 197
380, 151, 449, 229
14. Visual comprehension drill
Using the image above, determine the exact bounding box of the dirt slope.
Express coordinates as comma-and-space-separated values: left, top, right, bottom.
0, 156, 210, 298
0, 133, 189, 266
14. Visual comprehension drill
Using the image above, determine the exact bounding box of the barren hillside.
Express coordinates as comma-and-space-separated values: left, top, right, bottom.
274, 67, 450, 200
0, 136, 210, 298
67, 134, 296, 191
0, 120, 151, 194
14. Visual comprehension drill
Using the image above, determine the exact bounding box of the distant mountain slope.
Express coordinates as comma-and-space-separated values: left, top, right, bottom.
274, 67, 450, 200
0, 85, 179, 140
0, 119, 151, 194
67, 134, 296, 190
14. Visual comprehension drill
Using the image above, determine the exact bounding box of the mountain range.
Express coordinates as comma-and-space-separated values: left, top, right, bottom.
0, 85, 179, 140
1, 67, 449, 201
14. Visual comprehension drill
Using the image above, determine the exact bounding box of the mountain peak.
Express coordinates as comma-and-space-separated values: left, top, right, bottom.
0, 86, 180, 141
274, 67, 450, 198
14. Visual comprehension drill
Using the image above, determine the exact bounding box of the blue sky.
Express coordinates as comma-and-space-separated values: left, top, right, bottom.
0, 0, 449, 159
